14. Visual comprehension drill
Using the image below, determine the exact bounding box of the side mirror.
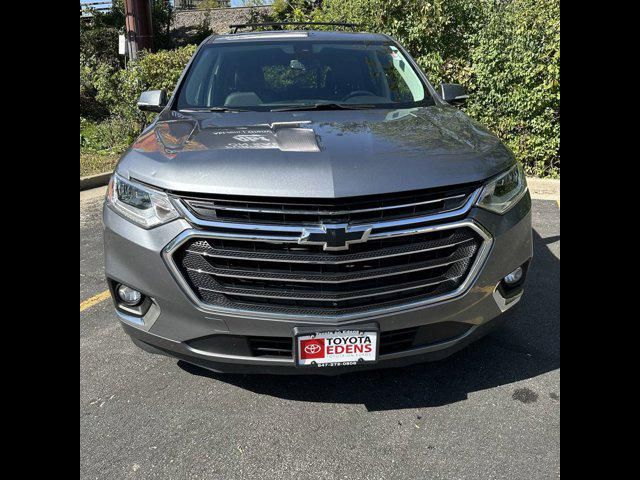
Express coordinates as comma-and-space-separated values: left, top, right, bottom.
439, 83, 468, 105
137, 90, 167, 112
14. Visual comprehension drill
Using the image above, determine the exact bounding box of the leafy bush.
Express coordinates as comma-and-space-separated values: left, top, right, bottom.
80, 27, 121, 66
465, 0, 559, 177
270, 0, 560, 177
82, 0, 126, 30
80, 45, 196, 157
80, 116, 139, 153
80, 25, 122, 120
93, 44, 197, 128
80, 1, 196, 163
272, 0, 485, 85
151, 0, 175, 50
81, 56, 110, 121
80, 2, 124, 121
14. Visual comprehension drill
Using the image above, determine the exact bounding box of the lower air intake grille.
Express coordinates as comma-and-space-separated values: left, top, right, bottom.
186, 322, 473, 359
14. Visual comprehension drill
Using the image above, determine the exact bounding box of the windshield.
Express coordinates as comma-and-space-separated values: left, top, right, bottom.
175, 40, 435, 111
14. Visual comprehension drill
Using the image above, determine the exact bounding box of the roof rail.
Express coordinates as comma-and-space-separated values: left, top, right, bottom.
228, 22, 359, 34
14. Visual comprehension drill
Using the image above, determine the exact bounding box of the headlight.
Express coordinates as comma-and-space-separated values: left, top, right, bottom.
477, 163, 527, 214
106, 173, 179, 228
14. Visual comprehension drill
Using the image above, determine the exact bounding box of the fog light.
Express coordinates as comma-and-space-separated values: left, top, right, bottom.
504, 267, 523, 285
117, 284, 143, 306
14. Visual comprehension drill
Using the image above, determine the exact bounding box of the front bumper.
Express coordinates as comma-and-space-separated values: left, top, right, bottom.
103, 192, 532, 375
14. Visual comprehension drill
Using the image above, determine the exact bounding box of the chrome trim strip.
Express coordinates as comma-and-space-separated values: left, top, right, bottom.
183, 230, 299, 243
252, 347, 291, 354
162, 219, 493, 322
196, 275, 461, 301
492, 285, 524, 312
185, 345, 294, 364
367, 190, 481, 237
186, 254, 471, 284
184, 193, 467, 216
184, 236, 474, 264
369, 221, 475, 241
174, 187, 483, 235
115, 309, 145, 327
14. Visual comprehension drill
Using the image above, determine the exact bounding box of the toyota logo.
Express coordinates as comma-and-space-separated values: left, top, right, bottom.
304, 344, 322, 355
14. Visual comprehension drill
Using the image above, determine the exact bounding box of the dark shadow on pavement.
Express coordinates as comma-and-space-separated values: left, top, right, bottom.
178, 214, 559, 412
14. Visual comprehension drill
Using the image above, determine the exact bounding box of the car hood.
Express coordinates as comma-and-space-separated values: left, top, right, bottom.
117, 105, 514, 198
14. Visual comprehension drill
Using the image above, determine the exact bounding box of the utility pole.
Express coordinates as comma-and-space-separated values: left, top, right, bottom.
124, 0, 154, 60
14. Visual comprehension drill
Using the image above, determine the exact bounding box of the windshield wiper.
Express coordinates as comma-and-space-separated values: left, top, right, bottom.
180, 107, 252, 113
270, 103, 377, 112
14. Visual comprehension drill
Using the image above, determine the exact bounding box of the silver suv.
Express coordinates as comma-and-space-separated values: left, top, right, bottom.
103, 26, 532, 374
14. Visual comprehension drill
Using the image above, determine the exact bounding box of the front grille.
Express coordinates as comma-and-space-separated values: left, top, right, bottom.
173, 226, 482, 315
168, 185, 488, 317
178, 183, 479, 226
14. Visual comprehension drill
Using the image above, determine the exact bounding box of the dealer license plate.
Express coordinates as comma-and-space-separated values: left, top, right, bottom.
294, 327, 379, 368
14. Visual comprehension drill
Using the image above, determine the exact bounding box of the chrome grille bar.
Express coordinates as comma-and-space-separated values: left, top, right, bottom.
185, 252, 473, 284
184, 235, 475, 265
174, 187, 482, 240
196, 275, 462, 302
185, 193, 467, 216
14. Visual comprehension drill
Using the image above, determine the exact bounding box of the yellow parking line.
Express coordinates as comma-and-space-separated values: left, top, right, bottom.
80, 290, 111, 312
556, 199, 560, 208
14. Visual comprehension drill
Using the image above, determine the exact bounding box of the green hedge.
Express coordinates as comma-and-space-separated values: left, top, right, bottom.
466, 0, 560, 178
284, 0, 486, 86
93, 44, 197, 124
81, 45, 196, 152
273, 0, 560, 177
80, 0, 559, 177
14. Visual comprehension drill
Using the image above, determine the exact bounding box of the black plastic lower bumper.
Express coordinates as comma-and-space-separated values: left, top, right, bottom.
121, 315, 507, 376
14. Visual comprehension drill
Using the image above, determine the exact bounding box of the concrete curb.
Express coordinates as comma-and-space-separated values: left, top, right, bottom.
80, 172, 112, 191
526, 177, 560, 201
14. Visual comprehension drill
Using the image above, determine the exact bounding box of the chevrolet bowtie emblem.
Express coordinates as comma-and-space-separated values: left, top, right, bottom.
299, 224, 372, 251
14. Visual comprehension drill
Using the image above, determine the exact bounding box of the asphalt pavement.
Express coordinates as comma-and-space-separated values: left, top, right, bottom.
80, 188, 559, 480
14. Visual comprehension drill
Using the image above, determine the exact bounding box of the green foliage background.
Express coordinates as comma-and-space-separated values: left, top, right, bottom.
270, 0, 559, 177
466, 0, 560, 177
80, 0, 559, 177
